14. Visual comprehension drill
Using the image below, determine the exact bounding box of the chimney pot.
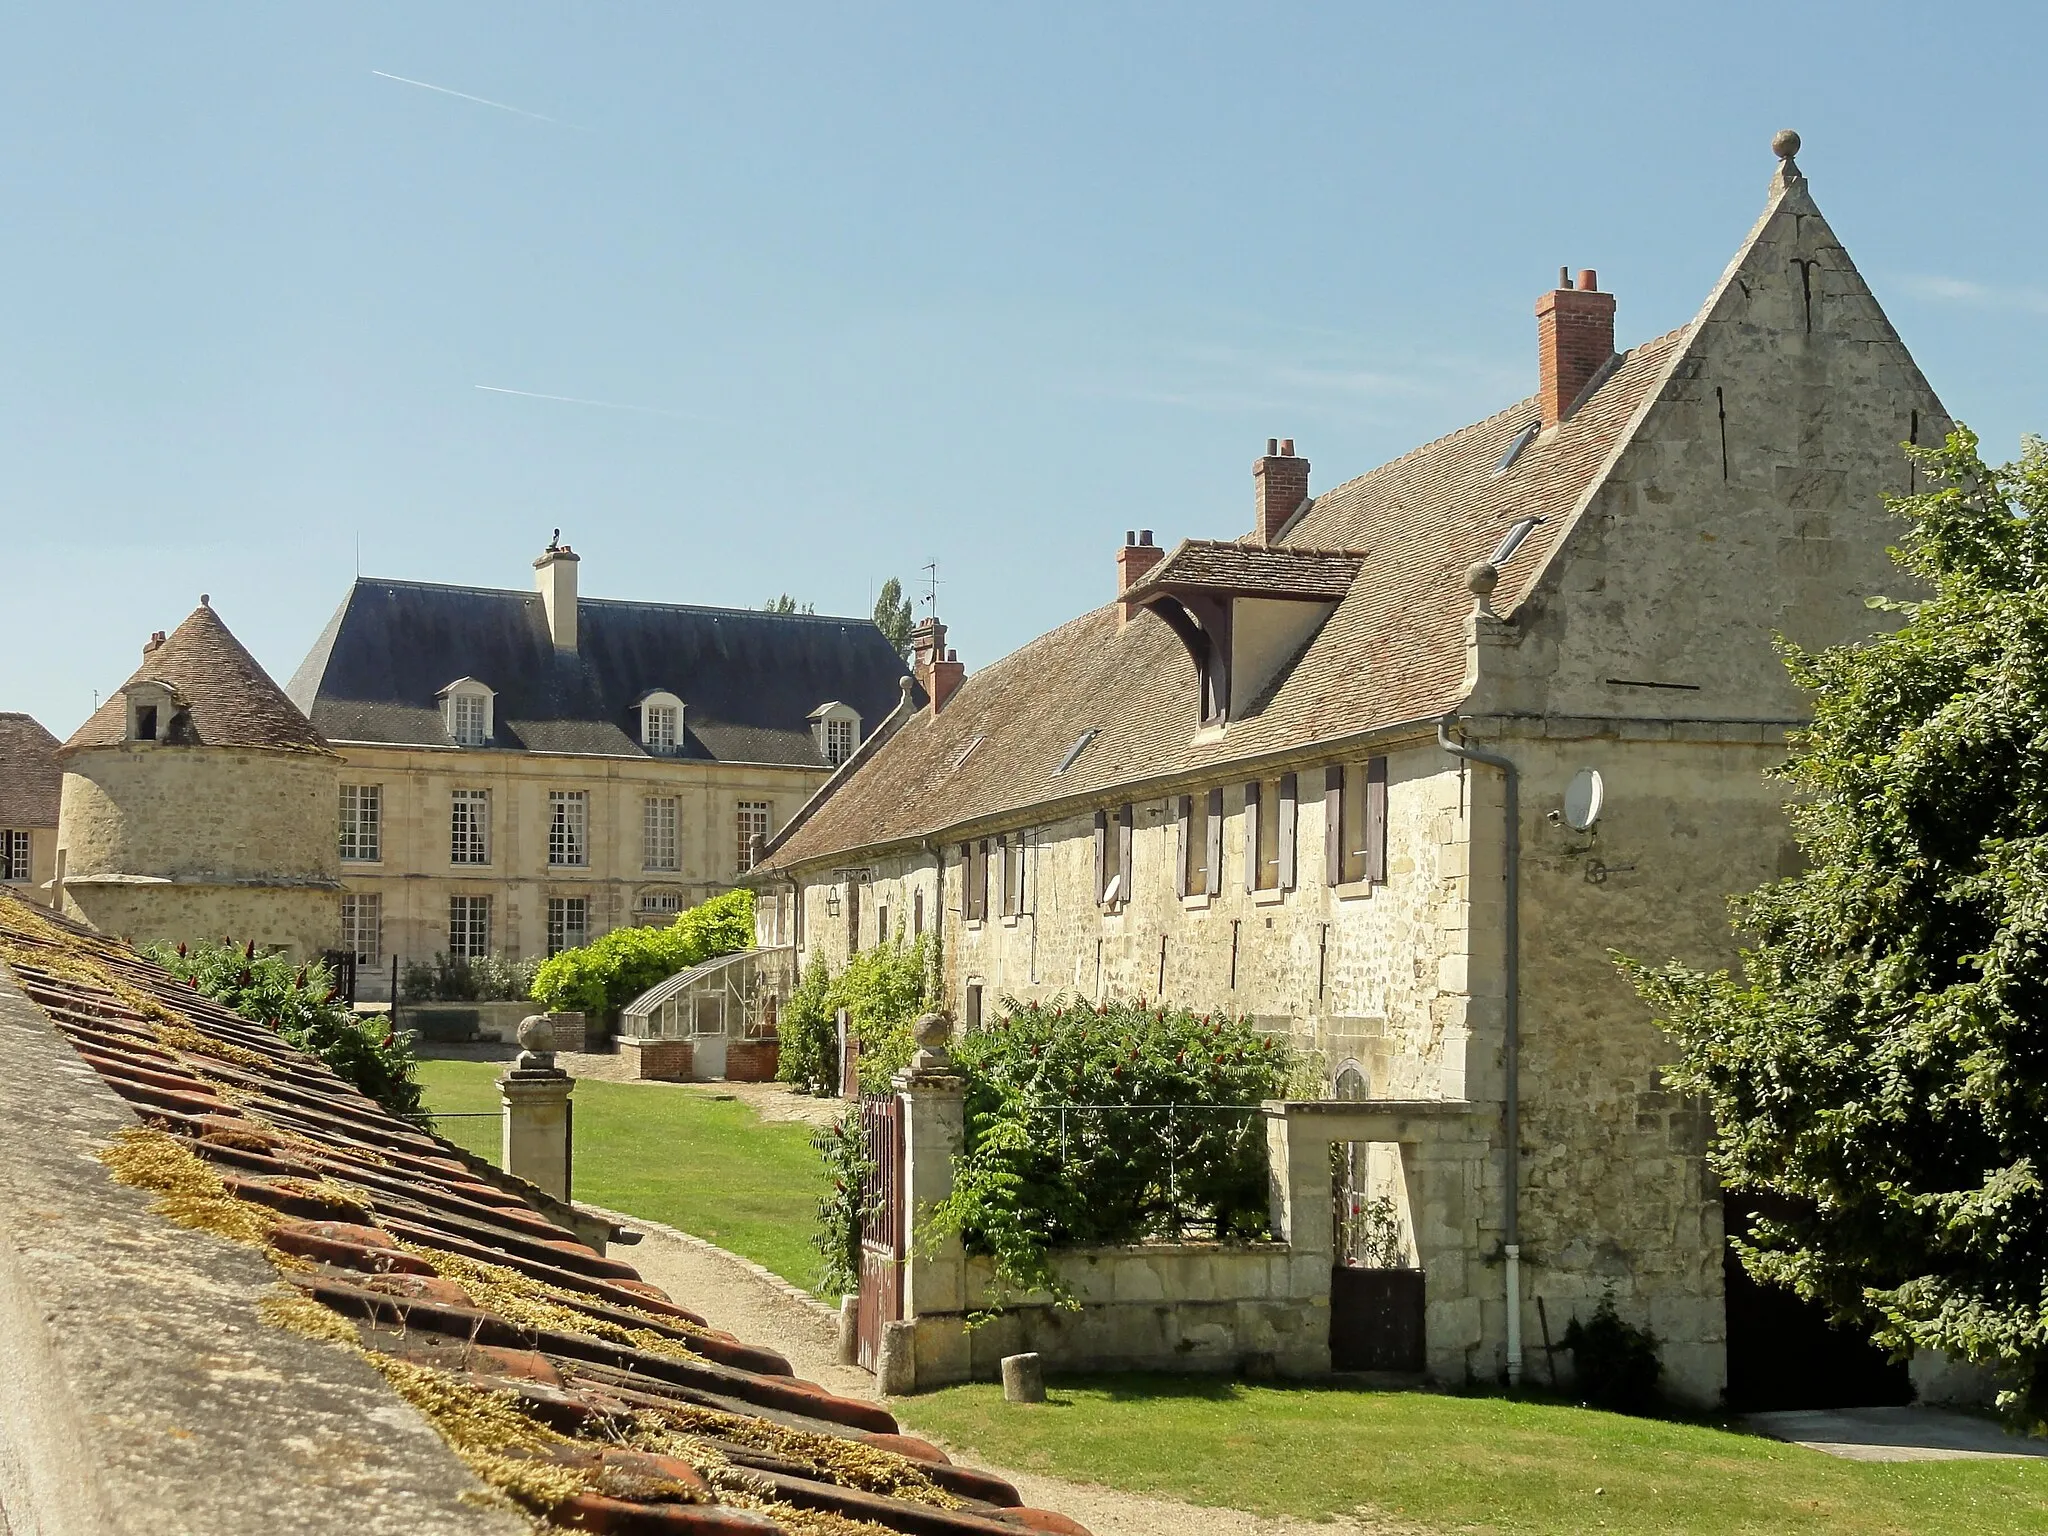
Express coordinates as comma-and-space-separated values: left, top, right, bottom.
1559, 265, 1570, 289
1139, 529, 1153, 546
1577, 268, 1598, 292
1280, 438, 1294, 456
1267, 438, 1279, 455
1125, 529, 1137, 546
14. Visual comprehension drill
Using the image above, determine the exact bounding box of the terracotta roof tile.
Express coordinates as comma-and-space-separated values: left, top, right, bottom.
0, 891, 1087, 1535
0, 713, 61, 826
763, 328, 1688, 869
63, 604, 333, 755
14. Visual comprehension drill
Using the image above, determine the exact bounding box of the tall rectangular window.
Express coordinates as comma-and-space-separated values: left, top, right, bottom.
338, 784, 381, 863
825, 716, 855, 766
339, 893, 382, 965
1330, 757, 1390, 886
1246, 781, 1282, 892
448, 895, 491, 959
736, 802, 770, 872
450, 789, 490, 865
451, 693, 488, 746
546, 896, 589, 955
1, 830, 31, 882
643, 796, 679, 871
643, 704, 679, 752
548, 790, 588, 867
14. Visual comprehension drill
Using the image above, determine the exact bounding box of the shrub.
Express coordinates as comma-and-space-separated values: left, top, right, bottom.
811, 1107, 875, 1298
777, 956, 837, 1094
400, 952, 537, 1003
775, 936, 936, 1096
930, 997, 1292, 1306
1562, 1290, 1663, 1413
529, 889, 754, 1020
147, 940, 423, 1117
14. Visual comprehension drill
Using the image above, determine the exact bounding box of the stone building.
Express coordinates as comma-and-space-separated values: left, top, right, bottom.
0, 714, 61, 906
57, 602, 342, 957
286, 538, 912, 994
752, 137, 1949, 1406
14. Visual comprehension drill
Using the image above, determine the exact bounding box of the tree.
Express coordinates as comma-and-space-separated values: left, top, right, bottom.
1624, 429, 2048, 1420
872, 577, 915, 660
763, 594, 815, 614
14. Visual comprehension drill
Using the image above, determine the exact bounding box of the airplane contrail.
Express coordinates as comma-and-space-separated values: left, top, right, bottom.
474, 385, 706, 420
371, 70, 573, 126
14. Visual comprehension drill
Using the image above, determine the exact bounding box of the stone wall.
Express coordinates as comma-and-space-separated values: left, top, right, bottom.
59, 748, 339, 886
60, 883, 337, 963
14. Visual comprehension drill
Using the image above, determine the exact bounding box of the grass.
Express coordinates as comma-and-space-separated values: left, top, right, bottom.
897, 1374, 2048, 1535
415, 1058, 832, 1292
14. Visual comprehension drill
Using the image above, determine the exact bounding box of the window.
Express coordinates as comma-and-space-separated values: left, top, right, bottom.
638, 888, 684, 923
965, 982, 983, 1032
449, 691, 489, 746
824, 715, 855, 766
1177, 793, 1216, 898
1327, 757, 1390, 886
736, 802, 770, 872
135, 705, 158, 741
912, 886, 925, 937
875, 902, 890, 944
643, 796, 679, 871
339, 893, 382, 965
643, 703, 679, 753
548, 790, 588, 867
547, 896, 589, 955
845, 879, 861, 954
998, 834, 1026, 918
961, 839, 990, 922
1, 830, 30, 882
1092, 805, 1133, 907
450, 789, 490, 865
338, 784, 381, 863
448, 895, 491, 959
1241, 779, 1297, 892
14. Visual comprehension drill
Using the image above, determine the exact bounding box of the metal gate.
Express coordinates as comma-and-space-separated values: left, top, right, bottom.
1329, 1139, 1426, 1373
853, 1093, 904, 1373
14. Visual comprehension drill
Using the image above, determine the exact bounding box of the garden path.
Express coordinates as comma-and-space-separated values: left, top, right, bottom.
596, 1203, 1426, 1536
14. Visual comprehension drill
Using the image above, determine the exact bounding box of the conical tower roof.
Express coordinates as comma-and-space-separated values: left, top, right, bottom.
63, 602, 333, 755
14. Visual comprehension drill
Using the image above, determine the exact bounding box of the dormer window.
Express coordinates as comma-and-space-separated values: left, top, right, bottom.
437, 679, 495, 747
807, 701, 861, 767
638, 690, 685, 755
122, 680, 179, 746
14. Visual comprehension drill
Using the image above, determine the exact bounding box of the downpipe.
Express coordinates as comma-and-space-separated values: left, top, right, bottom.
1438, 714, 1523, 1388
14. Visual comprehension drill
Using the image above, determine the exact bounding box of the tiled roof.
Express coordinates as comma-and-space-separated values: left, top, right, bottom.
1127, 542, 1365, 601
0, 891, 1088, 1536
762, 327, 1688, 871
0, 713, 61, 826
288, 580, 915, 768
64, 605, 333, 756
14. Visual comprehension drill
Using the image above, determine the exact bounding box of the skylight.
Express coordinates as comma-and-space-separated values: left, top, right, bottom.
1055, 727, 1098, 775
1492, 422, 1541, 476
1489, 516, 1546, 567
952, 735, 986, 770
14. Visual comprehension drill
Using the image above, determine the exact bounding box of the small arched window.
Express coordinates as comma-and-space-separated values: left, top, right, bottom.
638, 690, 685, 755
807, 701, 862, 767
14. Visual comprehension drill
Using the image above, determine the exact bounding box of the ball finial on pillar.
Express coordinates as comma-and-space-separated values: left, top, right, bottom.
1771, 128, 1801, 160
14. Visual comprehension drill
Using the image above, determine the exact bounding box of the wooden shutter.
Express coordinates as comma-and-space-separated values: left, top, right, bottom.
1277, 772, 1298, 890
1118, 803, 1135, 906
1093, 810, 1108, 905
958, 842, 975, 921
995, 836, 1010, 917
1366, 755, 1389, 884
1174, 794, 1193, 898
1324, 764, 1344, 885
1243, 781, 1262, 892
978, 839, 993, 919
1205, 787, 1224, 896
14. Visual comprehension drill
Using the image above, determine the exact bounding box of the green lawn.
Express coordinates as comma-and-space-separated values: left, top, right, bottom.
897, 1375, 2048, 1536
415, 1058, 832, 1292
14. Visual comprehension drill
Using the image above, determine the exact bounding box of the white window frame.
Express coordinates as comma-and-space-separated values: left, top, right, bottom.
643, 795, 679, 871
639, 690, 685, 754
440, 680, 495, 746
809, 702, 862, 767
736, 801, 771, 873
450, 788, 491, 865
448, 895, 492, 959
1, 830, 30, 883
637, 888, 684, 924
546, 895, 589, 956
340, 892, 382, 965
338, 783, 381, 863
548, 790, 588, 867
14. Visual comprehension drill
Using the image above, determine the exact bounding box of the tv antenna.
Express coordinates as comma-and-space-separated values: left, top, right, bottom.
921, 560, 940, 613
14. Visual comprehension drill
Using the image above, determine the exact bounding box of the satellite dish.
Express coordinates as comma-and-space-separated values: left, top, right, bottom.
1563, 768, 1604, 831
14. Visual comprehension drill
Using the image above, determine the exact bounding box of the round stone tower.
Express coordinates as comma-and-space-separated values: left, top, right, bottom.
56, 600, 340, 958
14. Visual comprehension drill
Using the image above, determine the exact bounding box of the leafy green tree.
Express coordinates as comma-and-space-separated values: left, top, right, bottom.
872, 577, 915, 660
147, 940, 423, 1117
1624, 429, 2048, 1419
762, 594, 815, 615
530, 888, 754, 1020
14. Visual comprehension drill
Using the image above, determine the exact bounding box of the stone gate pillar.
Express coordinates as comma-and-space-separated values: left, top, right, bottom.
501, 1015, 573, 1200
893, 1011, 970, 1392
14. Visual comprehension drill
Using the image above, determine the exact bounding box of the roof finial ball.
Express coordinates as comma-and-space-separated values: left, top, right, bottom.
1772, 128, 1803, 181
1467, 560, 1501, 619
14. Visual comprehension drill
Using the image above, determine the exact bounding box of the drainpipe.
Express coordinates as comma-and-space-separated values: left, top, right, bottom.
1437, 713, 1523, 1388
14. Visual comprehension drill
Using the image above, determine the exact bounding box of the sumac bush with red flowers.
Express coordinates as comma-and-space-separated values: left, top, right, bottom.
931, 997, 1292, 1308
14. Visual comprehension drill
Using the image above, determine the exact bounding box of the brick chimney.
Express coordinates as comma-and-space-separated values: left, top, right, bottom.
1116, 529, 1163, 627
1254, 439, 1308, 546
534, 531, 580, 651
928, 647, 965, 715
1537, 268, 1616, 428
910, 616, 966, 714
142, 630, 166, 657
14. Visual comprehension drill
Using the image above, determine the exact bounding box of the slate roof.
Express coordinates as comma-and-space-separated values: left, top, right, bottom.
0, 714, 61, 827
0, 890, 1088, 1536
64, 605, 334, 756
288, 581, 915, 768
761, 325, 1689, 871
1126, 542, 1365, 601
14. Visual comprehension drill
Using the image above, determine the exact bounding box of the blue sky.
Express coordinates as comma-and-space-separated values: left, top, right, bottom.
5, 2, 2043, 736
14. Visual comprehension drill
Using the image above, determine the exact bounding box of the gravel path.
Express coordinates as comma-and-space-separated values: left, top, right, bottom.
590, 1203, 1420, 1536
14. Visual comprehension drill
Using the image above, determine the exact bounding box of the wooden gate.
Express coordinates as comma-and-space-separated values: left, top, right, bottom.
1329, 1138, 1426, 1372
853, 1093, 904, 1373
